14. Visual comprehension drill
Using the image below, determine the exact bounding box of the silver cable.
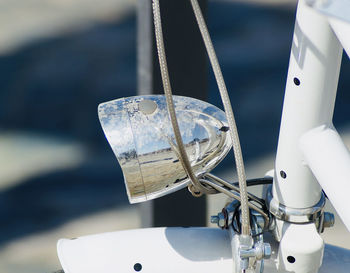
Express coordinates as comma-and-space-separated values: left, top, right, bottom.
199, 178, 269, 226
152, 0, 251, 235
205, 173, 265, 208
152, 0, 214, 195
190, 0, 250, 236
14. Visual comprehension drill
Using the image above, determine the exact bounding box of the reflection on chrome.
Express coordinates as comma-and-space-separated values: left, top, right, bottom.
98, 95, 232, 203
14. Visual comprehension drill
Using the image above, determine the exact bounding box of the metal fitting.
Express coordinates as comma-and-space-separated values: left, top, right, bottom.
228, 214, 271, 273
210, 215, 219, 224
251, 210, 266, 230
239, 242, 272, 260
323, 212, 335, 228
319, 211, 335, 233
266, 186, 326, 224
211, 201, 241, 229
210, 212, 226, 228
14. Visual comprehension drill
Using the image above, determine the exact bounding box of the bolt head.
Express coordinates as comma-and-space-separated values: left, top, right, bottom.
324, 212, 335, 228
218, 213, 226, 228
210, 213, 226, 228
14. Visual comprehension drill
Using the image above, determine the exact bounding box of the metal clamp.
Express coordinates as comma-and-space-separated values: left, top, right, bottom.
266, 186, 326, 224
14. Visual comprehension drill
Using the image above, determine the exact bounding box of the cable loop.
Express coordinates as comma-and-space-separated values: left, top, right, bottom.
189, 0, 250, 235
188, 184, 204, 197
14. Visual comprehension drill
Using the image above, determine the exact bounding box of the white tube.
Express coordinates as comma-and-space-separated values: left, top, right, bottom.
300, 125, 350, 232
273, 0, 343, 208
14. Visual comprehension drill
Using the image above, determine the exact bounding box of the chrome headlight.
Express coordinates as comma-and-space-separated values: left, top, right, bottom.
98, 95, 231, 203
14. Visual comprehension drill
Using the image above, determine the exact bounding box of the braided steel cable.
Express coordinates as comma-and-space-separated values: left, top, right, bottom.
152, 0, 215, 195
190, 0, 250, 236
152, 0, 251, 236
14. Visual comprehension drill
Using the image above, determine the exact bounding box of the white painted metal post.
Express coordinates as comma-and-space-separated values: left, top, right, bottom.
271, 2, 344, 271
273, 0, 343, 209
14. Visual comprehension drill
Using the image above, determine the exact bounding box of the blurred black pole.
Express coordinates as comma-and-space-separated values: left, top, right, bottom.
137, 0, 208, 227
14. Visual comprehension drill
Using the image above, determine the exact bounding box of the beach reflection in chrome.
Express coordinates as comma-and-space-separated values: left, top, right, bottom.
98, 95, 232, 203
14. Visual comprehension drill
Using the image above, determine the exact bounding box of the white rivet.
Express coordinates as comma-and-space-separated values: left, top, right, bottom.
139, 99, 157, 115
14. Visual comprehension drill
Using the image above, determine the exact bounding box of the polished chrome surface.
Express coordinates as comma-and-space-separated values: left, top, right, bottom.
266, 186, 325, 224
98, 95, 232, 203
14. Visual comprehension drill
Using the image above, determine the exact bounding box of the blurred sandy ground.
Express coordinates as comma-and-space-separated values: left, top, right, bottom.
0, 0, 349, 273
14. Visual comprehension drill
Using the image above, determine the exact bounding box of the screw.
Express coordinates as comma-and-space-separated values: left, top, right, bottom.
210, 213, 226, 228
240, 243, 271, 260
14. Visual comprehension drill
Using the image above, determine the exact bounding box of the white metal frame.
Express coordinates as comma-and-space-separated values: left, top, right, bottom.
269, 0, 350, 272
57, 227, 350, 273
273, 0, 342, 209
57, 1, 350, 273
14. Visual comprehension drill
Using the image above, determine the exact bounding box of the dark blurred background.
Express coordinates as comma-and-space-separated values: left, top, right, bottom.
0, 0, 349, 272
